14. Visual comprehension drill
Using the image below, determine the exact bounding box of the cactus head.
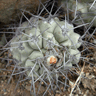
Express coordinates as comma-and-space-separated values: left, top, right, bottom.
9, 16, 82, 95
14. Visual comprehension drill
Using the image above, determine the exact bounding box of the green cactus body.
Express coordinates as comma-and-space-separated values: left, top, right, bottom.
10, 17, 81, 79
63, 0, 96, 26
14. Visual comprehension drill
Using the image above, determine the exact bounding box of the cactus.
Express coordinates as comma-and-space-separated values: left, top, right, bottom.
0, 0, 96, 95
7, 14, 82, 95
61, 0, 96, 26
10, 17, 81, 79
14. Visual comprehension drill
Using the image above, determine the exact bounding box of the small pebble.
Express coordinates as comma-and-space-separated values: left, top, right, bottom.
4, 92, 7, 95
